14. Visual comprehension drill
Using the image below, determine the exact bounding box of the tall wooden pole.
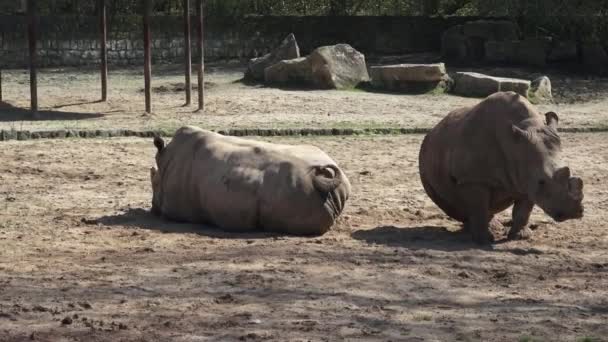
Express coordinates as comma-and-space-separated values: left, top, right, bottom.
143, 0, 152, 113
100, 0, 108, 101
183, 0, 192, 105
196, 0, 204, 112
0, 69, 3, 102
27, 0, 38, 115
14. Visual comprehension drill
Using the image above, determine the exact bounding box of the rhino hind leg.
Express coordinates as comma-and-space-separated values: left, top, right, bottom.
420, 173, 466, 222
459, 185, 495, 244
508, 199, 535, 240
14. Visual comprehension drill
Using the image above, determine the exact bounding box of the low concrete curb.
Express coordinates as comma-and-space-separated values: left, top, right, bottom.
0, 127, 606, 142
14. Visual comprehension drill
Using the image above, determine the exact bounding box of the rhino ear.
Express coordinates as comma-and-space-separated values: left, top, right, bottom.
154, 136, 165, 153
511, 125, 532, 141
545, 112, 559, 129
312, 165, 342, 193
554, 167, 571, 183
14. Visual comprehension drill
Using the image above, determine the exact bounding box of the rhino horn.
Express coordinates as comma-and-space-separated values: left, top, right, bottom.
154, 136, 165, 153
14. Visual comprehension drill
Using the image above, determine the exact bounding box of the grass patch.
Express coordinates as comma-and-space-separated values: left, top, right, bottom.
519, 336, 542, 342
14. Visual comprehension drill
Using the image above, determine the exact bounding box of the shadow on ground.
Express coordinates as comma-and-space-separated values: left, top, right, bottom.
351, 225, 478, 251
93, 208, 284, 240
352, 225, 549, 255
0, 101, 105, 121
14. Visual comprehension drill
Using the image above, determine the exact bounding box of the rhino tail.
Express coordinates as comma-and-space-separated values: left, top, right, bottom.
312, 165, 342, 194
153, 135, 165, 153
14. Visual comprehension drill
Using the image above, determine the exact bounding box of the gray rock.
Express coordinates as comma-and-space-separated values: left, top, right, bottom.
370, 63, 446, 83
452, 72, 530, 98
530, 76, 553, 103
245, 33, 300, 81
264, 57, 312, 85
308, 44, 369, 89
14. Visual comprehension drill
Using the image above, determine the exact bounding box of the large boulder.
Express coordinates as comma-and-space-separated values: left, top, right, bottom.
370, 63, 450, 93
308, 44, 370, 89
452, 72, 530, 98
264, 44, 369, 90
245, 33, 300, 81
529, 76, 553, 104
264, 57, 312, 85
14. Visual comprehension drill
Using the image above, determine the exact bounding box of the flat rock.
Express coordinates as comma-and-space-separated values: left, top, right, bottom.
371, 63, 446, 83
370, 63, 449, 93
452, 72, 530, 98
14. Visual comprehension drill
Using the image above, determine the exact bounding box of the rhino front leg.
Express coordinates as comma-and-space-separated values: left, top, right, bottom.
460, 185, 494, 244
508, 199, 535, 240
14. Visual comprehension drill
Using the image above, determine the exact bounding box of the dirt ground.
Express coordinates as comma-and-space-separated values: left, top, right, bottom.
0, 134, 606, 341
1, 63, 608, 133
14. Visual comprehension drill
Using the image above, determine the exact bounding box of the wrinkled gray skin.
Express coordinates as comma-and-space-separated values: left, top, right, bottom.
150, 126, 351, 236
419, 92, 584, 244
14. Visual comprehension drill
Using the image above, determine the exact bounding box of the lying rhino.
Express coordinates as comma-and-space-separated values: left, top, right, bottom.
419, 92, 584, 243
150, 126, 351, 235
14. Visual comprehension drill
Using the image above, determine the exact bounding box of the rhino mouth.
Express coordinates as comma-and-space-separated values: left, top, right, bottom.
553, 207, 584, 222
324, 188, 346, 219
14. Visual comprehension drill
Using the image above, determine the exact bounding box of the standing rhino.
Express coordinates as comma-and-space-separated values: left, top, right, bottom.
419, 92, 584, 244
150, 126, 351, 235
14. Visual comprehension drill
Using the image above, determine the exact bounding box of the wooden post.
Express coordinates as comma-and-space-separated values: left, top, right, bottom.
183, 0, 192, 105
100, 0, 108, 101
27, 0, 38, 115
143, 0, 152, 113
0, 69, 3, 102
196, 0, 204, 112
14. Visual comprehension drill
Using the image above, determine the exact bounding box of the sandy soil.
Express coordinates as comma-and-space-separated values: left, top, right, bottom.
0, 134, 606, 341
1, 63, 607, 133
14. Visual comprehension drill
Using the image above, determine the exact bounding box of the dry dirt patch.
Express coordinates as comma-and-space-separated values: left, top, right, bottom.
0, 134, 606, 341
1, 64, 607, 134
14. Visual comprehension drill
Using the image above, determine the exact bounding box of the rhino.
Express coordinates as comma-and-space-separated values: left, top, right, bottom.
150, 126, 351, 235
419, 91, 584, 244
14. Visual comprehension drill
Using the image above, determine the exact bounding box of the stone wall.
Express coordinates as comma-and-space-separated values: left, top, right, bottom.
0, 15, 484, 68
441, 19, 608, 74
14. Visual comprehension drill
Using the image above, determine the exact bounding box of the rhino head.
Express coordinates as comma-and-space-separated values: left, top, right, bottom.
512, 111, 584, 222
